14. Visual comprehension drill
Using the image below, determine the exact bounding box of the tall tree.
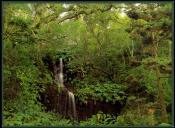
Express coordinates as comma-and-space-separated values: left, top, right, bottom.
126, 3, 172, 123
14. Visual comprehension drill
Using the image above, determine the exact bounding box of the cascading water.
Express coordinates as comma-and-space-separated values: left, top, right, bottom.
68, 91, 77, 120
41, 56, 124, 121
53, 58, 77, 120
54, 58, 64, 87
59, 58, 64, 87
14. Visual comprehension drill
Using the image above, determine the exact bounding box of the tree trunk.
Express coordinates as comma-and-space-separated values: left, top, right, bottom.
152, 32, 168, 123
121, 53, 126, 66
131, 40, 134, 58
83, 32, 88, 64
168, 40, 172, 57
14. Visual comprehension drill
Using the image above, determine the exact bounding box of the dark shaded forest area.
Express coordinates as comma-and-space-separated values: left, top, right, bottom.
2, 2, 173, 127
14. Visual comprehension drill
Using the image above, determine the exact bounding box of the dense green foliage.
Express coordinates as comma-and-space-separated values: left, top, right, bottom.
3, 2, 173, 127
75, 83, 127, 104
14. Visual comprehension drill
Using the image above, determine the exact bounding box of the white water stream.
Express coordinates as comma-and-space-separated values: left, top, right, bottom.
54, 58, 77, 119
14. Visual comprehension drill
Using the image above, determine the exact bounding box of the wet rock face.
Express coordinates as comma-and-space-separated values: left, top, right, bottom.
39, 85, 58, 112
39, 85, 70, 116
40, 56, 125, 120
76, 99, 124, 120
39, 85, 124, 121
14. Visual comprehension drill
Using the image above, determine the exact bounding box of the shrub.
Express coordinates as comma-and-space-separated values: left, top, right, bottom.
116, 110, 158, 126
80, 111, 118, 126
75, 83, 127, 104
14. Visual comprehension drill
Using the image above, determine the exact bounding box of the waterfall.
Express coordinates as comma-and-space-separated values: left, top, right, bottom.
68, 91, 77, 120
59, 58, 64, 87
54, 58, 77, 120
54, 58, 64, 87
